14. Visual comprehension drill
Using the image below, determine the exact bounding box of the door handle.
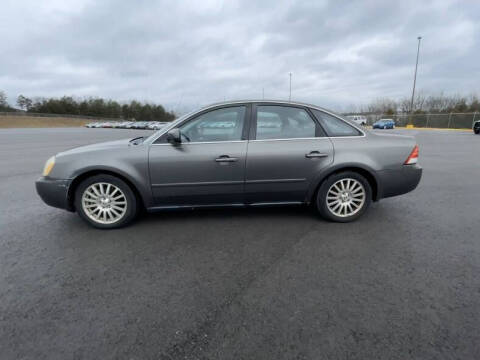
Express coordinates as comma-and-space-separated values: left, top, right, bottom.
215, 155, 238, 162
305, 151, 328, 158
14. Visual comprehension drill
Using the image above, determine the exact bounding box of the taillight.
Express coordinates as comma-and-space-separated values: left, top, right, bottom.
404, 145, 419, 165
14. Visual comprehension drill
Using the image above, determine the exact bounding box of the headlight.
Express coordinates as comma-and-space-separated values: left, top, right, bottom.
42, 156, 55, 176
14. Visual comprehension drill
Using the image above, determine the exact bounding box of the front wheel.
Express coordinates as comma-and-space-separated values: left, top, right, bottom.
474, 129, 479, 134
74, 174, 138, 229
316, 172, 372, 222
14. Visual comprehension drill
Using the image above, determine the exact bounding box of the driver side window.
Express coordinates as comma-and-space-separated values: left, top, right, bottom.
179, 106, 246, 143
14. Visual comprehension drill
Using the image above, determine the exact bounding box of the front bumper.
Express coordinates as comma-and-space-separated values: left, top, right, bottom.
376, 164, 422, 199
35, 177, 72, 211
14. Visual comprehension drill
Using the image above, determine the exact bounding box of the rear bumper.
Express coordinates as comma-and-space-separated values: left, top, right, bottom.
376, 164, 422, 199
35, 177, 73, 211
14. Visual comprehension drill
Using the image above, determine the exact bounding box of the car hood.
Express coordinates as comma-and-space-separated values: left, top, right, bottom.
57, 138, 134, 157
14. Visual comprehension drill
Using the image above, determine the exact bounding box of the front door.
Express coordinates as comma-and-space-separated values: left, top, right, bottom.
149, 105, 249, 207
245, 104, 334, 204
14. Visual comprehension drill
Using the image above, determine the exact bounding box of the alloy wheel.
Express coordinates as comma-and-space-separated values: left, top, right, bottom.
326, 178, 366, 217
81, 182, 128, 224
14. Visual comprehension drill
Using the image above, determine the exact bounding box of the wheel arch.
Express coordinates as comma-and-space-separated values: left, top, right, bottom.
67, 168, 147, 211
307, 164, 380, 203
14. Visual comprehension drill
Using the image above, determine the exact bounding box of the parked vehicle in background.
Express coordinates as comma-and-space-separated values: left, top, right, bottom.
147, 122, 166, 130
36, 100, 422, 229
129, 122, 141, 129
85, 121, 169, 129
474, 120, 480, 134
373, 119, 395, 129
133, 122, 149, 129
112, 122, 126, 128
346, 115, 367, 126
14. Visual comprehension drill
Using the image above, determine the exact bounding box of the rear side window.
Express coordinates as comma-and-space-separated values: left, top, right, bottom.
255, 106, 318, 140
312, 109, 362, 137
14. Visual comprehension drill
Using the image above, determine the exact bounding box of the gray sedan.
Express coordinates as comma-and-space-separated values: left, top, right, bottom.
36, 100, 422, 229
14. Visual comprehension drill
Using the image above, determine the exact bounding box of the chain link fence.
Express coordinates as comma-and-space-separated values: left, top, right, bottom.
360, 112, 478, 129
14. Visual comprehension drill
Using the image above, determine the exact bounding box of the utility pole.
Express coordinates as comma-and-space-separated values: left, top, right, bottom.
289, 72, 292, 101
409, 36, 422, 119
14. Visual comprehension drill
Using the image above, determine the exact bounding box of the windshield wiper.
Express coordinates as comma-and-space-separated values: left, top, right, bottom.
129, 136, 145, 145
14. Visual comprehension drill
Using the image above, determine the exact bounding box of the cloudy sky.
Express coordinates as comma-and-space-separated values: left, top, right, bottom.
1, 0, 479, 112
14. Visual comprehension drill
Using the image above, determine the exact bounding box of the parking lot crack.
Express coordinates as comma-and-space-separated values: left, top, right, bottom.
159, 223, 318, 360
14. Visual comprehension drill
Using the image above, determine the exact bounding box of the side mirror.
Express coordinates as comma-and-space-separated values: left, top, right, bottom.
166, 128, 181, 144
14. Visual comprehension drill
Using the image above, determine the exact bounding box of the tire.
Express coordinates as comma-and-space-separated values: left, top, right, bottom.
474, 129, 479, 135
316, 171, 372, 223
383, 125, 387, 129
74, 174, 138, 229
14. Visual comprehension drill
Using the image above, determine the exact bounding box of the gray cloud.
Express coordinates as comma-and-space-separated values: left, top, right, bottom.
1, 0, 479, 112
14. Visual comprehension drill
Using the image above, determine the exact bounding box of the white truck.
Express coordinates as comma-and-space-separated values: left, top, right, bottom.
346, 115, 367, 126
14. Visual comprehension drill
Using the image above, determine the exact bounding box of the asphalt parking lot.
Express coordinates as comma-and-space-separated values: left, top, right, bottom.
1, 127, 479, 359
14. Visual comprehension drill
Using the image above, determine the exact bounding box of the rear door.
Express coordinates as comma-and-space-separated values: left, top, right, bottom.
245, 104, 334, 204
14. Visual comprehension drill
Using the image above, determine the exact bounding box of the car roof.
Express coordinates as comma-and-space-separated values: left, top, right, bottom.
197, 99, 341, 116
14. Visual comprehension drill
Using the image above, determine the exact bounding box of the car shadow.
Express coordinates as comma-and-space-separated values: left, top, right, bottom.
137, 204, 318, 224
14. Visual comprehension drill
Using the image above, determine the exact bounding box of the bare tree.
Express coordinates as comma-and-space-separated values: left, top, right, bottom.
366, 97, 397, 114
357, 91, 480, 115
413, 91, 426, 112
398, 97, 411, 113
424, 92, 449, 112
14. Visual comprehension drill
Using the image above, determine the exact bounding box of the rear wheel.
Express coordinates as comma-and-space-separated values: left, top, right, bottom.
74, 174, 138, 229
474, 129, 479, 134
316, 171, 372, 222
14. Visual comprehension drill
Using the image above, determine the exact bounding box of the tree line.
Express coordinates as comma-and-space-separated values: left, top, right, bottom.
3, 89, 480, 119
0, 90, 175, 122
348, 92, 480, 115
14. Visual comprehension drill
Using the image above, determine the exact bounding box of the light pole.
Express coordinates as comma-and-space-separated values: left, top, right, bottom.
409, 36, 422, 117
289, 72, 292, 101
